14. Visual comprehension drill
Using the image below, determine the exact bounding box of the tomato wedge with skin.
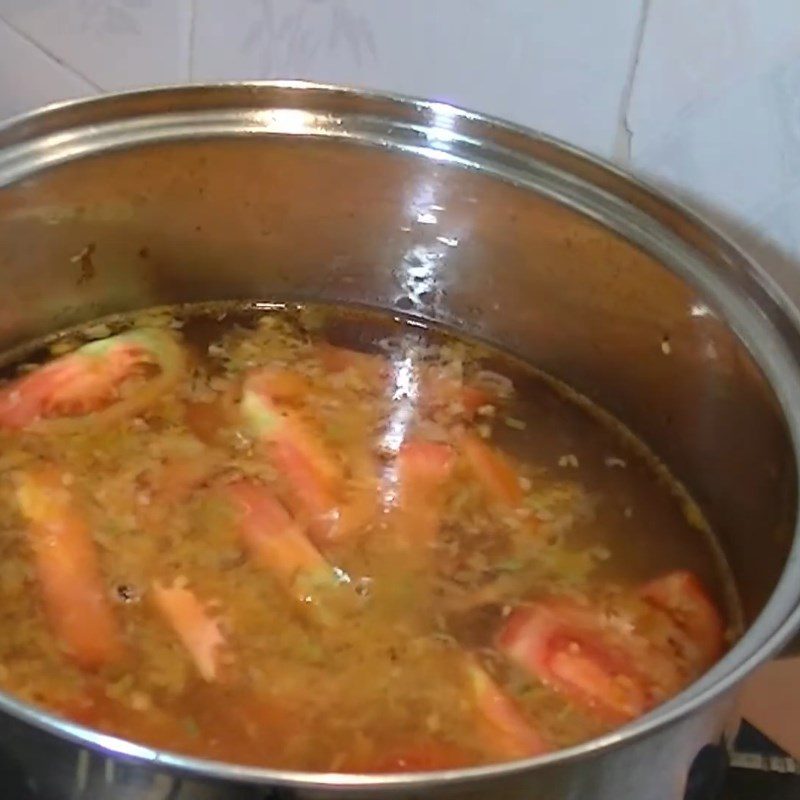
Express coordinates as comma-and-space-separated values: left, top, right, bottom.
16, 467, 125, 670
463, 655, 550, 759
151, 582, 228, 683
640, 570, 725, 668
393, 440, 456, 547
459, 433, 524, 509
498, 600, 651, 724
0, 328, 183, 432
241, 368, 343, 540
498, 572, 725, 725
224, 480, 350, 627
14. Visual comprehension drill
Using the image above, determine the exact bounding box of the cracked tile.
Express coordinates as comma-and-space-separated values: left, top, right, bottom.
0, 0, 193, 91
629, 0, 800, 148
628, 0, 800, 283
0, 15, 95, 121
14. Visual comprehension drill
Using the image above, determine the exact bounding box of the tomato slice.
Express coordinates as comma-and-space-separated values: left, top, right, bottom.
227, 482, 334, 583
0, 328, 183, 432
497, 600, 651, 724
16, 467, 125, 670
464, 655, 550, 759
151, 582, 227, 682
497, 574, 724, 724
241, 368, 342, 539
393, 440, 455, 546
460, 433, 524, 508
225, 481, 346, 625
640, 570, 724, 667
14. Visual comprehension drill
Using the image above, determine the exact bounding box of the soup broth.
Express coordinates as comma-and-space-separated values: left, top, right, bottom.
0, 303, 738, 772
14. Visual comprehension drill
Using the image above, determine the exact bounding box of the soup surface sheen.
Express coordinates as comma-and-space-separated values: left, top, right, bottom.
0, 303, 737, 772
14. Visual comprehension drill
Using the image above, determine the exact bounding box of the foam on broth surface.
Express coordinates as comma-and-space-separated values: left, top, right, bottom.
0, 302, 739, 771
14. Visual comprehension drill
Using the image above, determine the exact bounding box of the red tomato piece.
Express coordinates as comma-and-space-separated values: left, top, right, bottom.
460, 433, 524, 508
0, 328, 183, 431
151, 582, 227, 682
241, 368, 342, 539
225, 480, 341, 618
16, 467, 125, 670
640, 570, 724, 667
464, 655, 550, 759
393, 440, 455, 546
497, 600, 651, 724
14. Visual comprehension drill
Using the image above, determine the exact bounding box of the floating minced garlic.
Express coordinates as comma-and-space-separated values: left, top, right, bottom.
130, 691, 151, 712
604, 456, 627, 468
558, 454, 579, 468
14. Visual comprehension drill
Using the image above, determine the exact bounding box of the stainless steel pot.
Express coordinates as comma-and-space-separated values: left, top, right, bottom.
0, 83, 798, 800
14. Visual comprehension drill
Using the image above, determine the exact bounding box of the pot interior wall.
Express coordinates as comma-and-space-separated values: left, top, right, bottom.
0, 134, 794, 625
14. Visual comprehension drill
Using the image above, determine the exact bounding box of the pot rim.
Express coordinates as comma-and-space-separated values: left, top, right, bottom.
1, 80, 800, 790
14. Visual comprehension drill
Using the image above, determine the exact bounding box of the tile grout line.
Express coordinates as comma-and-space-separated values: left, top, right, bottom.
0, 12, 102, 91
613, 0, 652, 165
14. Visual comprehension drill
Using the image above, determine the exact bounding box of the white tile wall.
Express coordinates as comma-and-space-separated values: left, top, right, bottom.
628, 0, 800, 290
191, 0, 642, 156
0, 15, 96, 119
0, 0, 192, 92
0, 0, 799, 289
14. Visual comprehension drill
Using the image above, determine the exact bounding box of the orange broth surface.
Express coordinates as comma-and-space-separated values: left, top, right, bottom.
0, 303, 739, 772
